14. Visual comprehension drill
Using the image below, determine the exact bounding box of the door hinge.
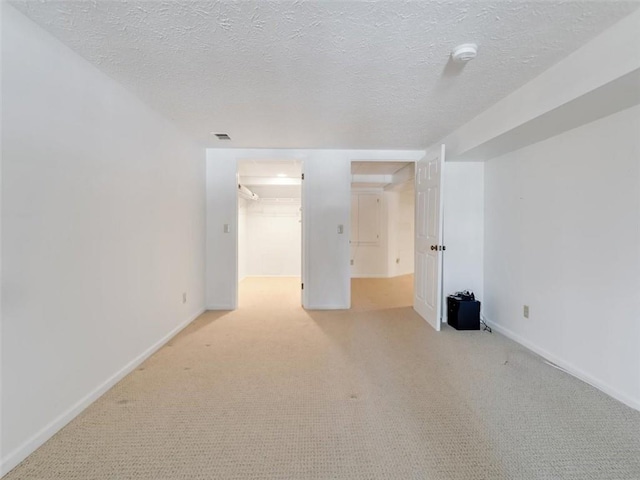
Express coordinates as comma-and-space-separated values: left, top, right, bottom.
301, 173, 305, 180
301, 283, 304, 290
439, 245, 446, 251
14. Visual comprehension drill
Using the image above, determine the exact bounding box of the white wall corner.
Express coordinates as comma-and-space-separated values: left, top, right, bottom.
0, 308, 205, 476
484, 317, 640, 412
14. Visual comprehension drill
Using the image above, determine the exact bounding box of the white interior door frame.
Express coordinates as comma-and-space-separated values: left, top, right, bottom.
300, 159, 308, 308
233, 154, 307, 309
414, 145, 445, 331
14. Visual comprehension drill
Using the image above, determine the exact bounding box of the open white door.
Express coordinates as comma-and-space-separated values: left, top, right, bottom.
414, 145, 445, 331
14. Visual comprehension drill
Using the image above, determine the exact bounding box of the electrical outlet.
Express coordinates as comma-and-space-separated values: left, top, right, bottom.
182, 292, 187, 304
350, 259, 354, 266
523, 305, 529, 318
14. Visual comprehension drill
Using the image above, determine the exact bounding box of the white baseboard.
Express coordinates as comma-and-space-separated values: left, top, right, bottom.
0, 308, 205, 477
390, 272, 414, 278
206, 304, 235, 310
485, 318, 640, 412
305, 304, 350, 310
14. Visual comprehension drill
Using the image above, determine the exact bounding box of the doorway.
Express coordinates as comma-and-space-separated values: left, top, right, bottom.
350, 161, 415, 308
237, 159, 302, 306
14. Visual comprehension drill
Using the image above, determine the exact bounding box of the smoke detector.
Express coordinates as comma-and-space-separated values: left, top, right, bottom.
451, 43, 478, 63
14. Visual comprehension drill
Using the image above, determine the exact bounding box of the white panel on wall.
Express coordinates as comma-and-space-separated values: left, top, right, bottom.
356, 194, 381, 244
350, 191, 387, 277
352, 187, 415, 279
245, 201, 301, 277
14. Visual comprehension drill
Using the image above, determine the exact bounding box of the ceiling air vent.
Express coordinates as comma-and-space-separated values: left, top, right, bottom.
213, 133, 231, 140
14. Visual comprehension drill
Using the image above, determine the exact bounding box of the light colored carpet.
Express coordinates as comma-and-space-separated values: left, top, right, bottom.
5, 276, 640, 479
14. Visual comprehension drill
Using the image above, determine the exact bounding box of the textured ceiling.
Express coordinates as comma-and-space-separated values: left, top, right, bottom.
11, 1, 639, 149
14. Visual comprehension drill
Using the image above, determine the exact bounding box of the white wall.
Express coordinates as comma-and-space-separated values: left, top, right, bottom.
1, 5, 206, 474
205, 149, 424, 310
303, 154, 352, 308
484, 105, 640, 410
442, 163, 485, 315
387, 187, 415, 278
245, 201, 301, 277
422, 9, 640, 408
206, 150, 479, 311
206, 152, 238, 309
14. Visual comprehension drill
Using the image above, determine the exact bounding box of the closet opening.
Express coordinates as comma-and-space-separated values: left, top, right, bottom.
237, 159, 303, 306
350, 161, 415, 309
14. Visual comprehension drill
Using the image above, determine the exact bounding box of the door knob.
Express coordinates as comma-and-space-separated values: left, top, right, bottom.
430, 245, 437, 251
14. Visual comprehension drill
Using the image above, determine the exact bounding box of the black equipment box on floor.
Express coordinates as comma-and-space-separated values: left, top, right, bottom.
447, 295, 481, 330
